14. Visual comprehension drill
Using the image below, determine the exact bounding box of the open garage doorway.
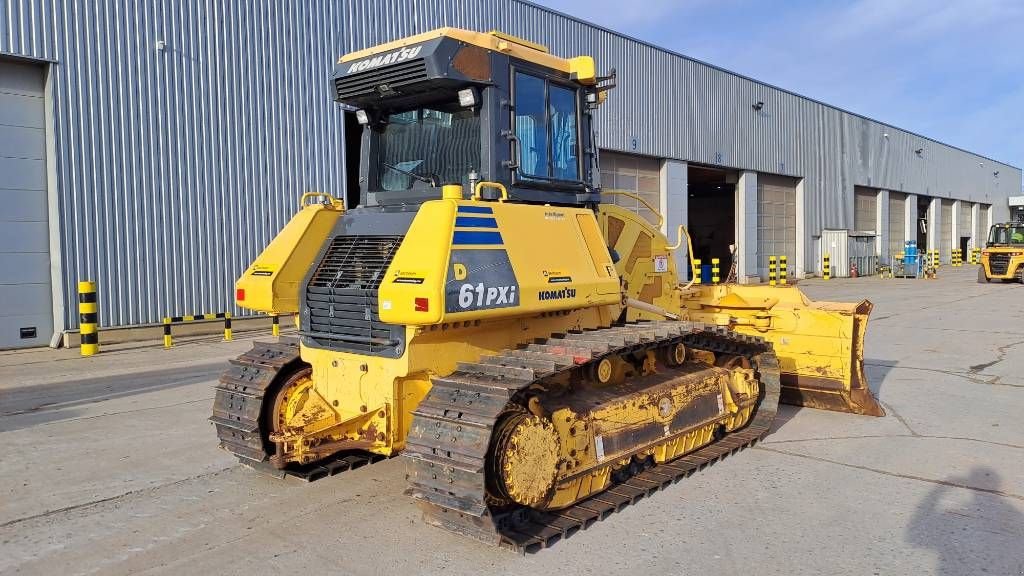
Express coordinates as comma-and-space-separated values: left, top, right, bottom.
687, 165, 736, 276
917, 195, 930, 250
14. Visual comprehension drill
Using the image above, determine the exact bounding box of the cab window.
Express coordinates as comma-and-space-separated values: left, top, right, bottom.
514, 72, 580, 181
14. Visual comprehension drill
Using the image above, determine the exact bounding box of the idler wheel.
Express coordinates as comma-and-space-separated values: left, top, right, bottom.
492, 412, 561, 507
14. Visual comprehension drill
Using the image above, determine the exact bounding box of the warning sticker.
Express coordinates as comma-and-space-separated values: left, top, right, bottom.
653, 255, 669, 273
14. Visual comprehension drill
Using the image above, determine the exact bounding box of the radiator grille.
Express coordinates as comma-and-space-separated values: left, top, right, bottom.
335, 59, 428, 101
989, 254, 1010, 275
304, 235, 404, 354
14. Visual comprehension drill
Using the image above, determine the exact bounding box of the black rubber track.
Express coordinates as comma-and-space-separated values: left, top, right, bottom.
403, 321, 781, 553
210, 337, 388, 481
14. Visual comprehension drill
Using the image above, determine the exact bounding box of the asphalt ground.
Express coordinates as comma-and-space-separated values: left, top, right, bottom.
1, 266, 1021, 576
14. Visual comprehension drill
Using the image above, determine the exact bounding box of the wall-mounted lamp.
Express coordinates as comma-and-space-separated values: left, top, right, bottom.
914, 148, 924, 156
752, 101, 764, 111
883, 133, 889, 139
993, 170, 1000, 177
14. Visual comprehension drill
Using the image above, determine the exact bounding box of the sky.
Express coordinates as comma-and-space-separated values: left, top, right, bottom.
533, 0, 1024, 181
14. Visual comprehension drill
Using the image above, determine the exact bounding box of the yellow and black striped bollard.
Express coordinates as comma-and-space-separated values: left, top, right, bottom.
163, 312, 232, 349
711, 258, 720, 284
272, 314, 280, 337
780, 255, 788, 285
79, 281, 99, 356
163, 317, 173, 349
769, 256, 777, 286
823, 253, 831, 280
693, 258, 702, 285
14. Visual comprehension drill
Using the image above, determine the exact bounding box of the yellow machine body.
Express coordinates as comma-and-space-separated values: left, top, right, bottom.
378, 199, 620, 326
243, 199, 623, 465
599, 203, 883, 416
234, 194, 344, 314
979, 223, 1024, 282
217, 27, 881, 536
979, 248, 1024, 280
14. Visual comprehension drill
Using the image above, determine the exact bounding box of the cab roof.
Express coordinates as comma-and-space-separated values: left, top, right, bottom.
337, 27, 596, 85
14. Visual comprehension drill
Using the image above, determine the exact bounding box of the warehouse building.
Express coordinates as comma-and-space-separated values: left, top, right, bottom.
0, 0, 1020, 349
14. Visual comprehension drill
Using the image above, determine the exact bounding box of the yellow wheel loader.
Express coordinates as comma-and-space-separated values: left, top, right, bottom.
211, 28, 882, 551
978, 222, 1024, 283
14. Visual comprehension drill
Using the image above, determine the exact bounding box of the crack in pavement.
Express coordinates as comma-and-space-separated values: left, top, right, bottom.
969, 339, 1024, 373
865, 362, 1024, 389
762, 433, 1024, 451
756, 445, 1024, 502
0, 465, 238, 530
869, 287, 1007, 322
881, 400, 920, 437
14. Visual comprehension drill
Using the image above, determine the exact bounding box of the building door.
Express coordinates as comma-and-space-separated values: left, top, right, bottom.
959, 201, 973, 248
599, 150, 661, 225
888, 192, 906, 261
853, 187, 877, 232
941, 199, 953, 263
756, 174, 797, 279
0, 59, 52, 348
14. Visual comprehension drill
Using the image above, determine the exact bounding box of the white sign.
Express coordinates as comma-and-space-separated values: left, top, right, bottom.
653, 255, 669, 273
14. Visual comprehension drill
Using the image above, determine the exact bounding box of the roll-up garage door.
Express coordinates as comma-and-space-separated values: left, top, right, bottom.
979, 204, 991, 244
853, 187, 877, 232
954, 199, 970, 251
888, 192, 906, 259
599, 150, 661, 225
0, 60, 53, 349
757, 174, 797, 278
940, 199, 953, 263
959, 201, 972, 244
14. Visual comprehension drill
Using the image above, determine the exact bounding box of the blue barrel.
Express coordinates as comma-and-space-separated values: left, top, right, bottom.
701, 264, 712, 283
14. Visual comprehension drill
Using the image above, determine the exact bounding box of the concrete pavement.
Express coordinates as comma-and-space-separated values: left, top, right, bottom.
1, 267, 1021, 576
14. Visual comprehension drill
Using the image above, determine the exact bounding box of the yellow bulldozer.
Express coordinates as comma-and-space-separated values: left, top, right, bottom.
978, 222, 1024, 283
211, 28, 882, 552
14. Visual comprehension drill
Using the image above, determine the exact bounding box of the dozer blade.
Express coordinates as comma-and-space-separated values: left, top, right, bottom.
690, 285, 884, 417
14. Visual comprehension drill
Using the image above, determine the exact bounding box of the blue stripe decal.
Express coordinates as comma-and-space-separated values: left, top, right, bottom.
457, 205, 493, 214
452, 231, 504, 245
454, 216, 498, 228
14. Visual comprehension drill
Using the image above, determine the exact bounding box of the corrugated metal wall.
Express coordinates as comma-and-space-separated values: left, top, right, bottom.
1, 0, 1021, 330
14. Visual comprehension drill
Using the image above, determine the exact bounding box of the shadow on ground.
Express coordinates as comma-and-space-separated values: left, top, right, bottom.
0, 361, 225, 432
906, 467, 1024, 576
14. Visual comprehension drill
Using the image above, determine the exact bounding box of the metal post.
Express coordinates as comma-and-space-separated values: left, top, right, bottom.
711, 258, 720, 284
693, 259, 702, 285
272, 314, 280, 337
823, 253, 831, 280
78, 281, 98, 356
780, 255, 788, 285
768, 256, 777, 286
224, 312, 233, 341
163, 317, 172, 348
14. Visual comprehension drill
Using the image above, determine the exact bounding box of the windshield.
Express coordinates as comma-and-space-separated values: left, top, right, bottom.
373, 104, 480, 192
989, 225, 1024, 245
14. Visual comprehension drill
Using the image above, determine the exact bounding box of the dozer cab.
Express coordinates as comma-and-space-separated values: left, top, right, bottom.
211, 28, 882, 551
978, 222, 1024, 283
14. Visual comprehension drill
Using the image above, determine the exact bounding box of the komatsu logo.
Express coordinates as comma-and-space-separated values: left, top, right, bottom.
538, 288, 576, 301
346, 46, 423, 73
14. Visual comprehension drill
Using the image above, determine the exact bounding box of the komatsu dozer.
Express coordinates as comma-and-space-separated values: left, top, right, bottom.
211, 28, 882, 551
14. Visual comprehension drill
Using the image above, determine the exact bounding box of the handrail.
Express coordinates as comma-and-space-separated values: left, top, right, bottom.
300, 191, 344, 209
600, 190, 664, 228
472, 181, 509, 202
